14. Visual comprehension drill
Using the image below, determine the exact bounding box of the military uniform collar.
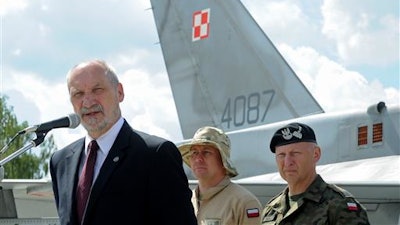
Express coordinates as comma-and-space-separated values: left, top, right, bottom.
301, 174, 326, 203
269, 174, 325, 212
196, 176, 231, 201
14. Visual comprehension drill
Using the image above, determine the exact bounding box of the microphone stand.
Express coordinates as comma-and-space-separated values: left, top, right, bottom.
0, 131, 47, 182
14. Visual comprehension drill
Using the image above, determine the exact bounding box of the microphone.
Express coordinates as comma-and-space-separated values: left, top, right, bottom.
19, 113, 81, 134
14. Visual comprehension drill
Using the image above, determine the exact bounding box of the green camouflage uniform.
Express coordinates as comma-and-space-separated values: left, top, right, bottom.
261, 175, 370, 225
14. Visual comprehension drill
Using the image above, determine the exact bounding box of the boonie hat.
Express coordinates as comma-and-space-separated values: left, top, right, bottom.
270, 122, 317, 153
178, 126, 238, 177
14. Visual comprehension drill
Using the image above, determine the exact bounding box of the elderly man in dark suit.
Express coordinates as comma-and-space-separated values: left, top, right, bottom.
50, 59, 196, 225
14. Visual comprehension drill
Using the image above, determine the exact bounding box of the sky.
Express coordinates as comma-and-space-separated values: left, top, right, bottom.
1, 0, 399, 152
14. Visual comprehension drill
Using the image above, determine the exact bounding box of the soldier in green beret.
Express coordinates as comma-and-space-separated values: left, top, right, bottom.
261, 122, 370, 225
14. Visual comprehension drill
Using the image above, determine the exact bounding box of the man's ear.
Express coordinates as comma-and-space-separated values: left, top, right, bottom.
117, 83, 124, 102
314, 146, 321, 162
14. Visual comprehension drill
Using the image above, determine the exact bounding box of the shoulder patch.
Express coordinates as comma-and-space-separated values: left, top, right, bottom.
247, 208, 260, 218
346, 202, 359, 211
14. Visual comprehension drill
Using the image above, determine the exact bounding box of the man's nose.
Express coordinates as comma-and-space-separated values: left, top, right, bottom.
82, 93, 96, 107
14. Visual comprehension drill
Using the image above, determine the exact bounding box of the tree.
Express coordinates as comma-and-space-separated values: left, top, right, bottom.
0, 95, 57, 179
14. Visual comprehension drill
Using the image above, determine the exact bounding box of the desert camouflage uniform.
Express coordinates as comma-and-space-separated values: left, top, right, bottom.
193, 176, 262, 225
261, 175, 370, 225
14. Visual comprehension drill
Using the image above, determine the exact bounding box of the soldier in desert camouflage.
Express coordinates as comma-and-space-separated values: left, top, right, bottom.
261, 122, 370, 225
179, 126, 262, 225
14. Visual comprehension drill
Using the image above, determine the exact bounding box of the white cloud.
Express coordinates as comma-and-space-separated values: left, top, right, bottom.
243, 0, 322, 48
3, 68, 71, 122
0, 0, 27, 16
119, 67, 181, 141
321, 0, 399, 66
278, 43, 399, 111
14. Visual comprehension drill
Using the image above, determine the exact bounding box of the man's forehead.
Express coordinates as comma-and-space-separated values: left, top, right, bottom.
275, 142, 315, 151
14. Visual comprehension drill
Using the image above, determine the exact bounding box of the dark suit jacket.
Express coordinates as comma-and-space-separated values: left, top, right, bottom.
50, 120, 196, 225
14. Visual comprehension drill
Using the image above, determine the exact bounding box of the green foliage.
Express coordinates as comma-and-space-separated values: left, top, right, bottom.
0, 95, 58, 179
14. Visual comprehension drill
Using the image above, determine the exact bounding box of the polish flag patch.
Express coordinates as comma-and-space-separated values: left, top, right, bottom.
246, 208, 260, 218
192, 8, 210, 42
347, 202, 358, 211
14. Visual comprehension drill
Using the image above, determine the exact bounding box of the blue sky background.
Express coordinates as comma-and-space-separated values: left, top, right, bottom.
1, 0, 399, 150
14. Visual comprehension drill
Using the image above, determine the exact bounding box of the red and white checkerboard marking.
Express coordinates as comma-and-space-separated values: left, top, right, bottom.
192, 8, 210, 42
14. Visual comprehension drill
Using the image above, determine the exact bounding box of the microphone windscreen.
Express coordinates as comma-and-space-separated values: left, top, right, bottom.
68, 113, 81, 128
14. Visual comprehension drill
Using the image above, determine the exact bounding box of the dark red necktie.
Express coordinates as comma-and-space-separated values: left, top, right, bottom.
76, 140, 99, 224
